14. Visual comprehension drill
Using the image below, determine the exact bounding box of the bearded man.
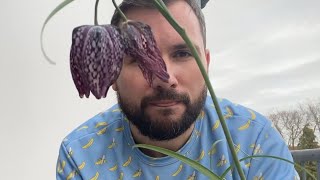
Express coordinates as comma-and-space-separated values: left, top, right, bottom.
57, 0, 298, 179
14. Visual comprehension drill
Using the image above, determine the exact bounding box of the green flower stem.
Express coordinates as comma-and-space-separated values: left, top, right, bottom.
135, 144, 222, 179
151, 0, 246, 179
94, 0, 100, 25
112, 0, 128, 22
40, 0, 76, 65
222, 155, 316, 180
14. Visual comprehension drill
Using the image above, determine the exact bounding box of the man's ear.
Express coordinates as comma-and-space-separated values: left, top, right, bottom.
205, 49, 211, 69
112, 83, 118, 91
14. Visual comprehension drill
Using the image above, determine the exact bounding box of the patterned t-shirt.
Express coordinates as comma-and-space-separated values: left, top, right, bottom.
56, 96, 299, 180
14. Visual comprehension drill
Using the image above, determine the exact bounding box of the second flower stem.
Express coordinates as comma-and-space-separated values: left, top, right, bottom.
112, 0, 128, 22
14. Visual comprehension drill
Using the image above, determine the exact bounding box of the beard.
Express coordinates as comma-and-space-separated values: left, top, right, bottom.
116, 86, 207, 141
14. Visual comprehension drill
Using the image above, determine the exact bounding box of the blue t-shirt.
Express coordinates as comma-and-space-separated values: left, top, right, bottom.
56, 96, 299, 179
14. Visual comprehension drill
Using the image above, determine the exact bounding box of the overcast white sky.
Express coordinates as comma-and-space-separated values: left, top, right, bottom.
0, 0, 319, 179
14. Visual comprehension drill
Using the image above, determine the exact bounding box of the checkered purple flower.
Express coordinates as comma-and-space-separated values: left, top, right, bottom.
70, 21, 169, 99
70, 25, 124, 99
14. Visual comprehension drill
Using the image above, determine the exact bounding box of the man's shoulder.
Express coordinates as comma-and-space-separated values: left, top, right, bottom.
204, 96, 271, 129
61, 104, 123, 146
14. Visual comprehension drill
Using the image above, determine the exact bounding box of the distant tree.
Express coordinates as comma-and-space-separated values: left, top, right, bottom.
305, 100, 320, 135
268, 110, 305, 149
298, 124, 319, 149
267, 98, 320, 178
297, 124, 319, 179
268, 112, 284, 137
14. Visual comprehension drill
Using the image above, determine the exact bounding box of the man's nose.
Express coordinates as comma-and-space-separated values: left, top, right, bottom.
152, 63, 178, 90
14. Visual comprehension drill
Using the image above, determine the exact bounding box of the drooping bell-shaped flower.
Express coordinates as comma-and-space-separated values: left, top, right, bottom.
120, 21, 169, 85
70, 25, 124, 99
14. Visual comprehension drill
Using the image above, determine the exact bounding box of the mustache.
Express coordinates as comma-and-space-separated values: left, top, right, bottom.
141, 89, 190, 108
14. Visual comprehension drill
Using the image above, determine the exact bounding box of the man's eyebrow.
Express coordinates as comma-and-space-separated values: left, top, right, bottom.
171, 43, 201, 53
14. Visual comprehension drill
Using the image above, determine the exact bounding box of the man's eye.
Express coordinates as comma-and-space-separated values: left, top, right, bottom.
126, 58, 137, 64
173, 50, 193, 58
130, 59, 137, 63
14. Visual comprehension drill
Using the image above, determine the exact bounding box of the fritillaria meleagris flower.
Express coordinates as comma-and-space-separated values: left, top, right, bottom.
120, 21, 170, 85
70, 25, 124, 99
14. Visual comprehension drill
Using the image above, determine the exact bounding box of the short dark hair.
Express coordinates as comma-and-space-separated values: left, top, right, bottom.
110, 0, 207, 47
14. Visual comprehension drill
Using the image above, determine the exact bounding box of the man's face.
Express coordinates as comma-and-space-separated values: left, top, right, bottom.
113, 0, 210, 140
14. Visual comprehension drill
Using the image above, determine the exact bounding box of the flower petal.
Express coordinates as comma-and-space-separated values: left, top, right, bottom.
70, 26, 91, 98
121, 21, 169, 86
70, 25, 124, 99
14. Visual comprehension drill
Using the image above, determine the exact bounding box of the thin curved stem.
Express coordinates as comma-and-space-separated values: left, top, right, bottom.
112, 0, 128, 22
94, 0, 100, 25
40, 0, 76, 65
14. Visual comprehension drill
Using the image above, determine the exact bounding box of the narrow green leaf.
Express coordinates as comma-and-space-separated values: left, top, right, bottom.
209, 139, 224, 170
134, 144, 221, 180
221, 155, 316, 180
40, 0, 76, 65
210, 139, 224, 151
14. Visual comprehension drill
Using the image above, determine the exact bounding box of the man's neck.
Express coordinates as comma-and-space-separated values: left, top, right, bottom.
129, 123, 195, 158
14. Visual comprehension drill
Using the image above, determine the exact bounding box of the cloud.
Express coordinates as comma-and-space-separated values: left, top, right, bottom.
204, 0, 320, 114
